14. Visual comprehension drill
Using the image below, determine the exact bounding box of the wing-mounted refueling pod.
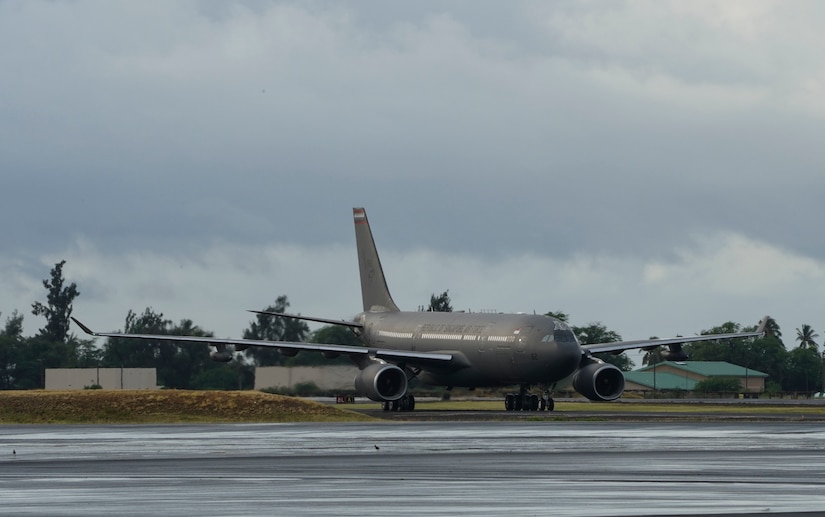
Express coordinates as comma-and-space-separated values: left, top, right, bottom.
661, 343, 688, 362
640, 341, 688, 362
210, 343, 234, 362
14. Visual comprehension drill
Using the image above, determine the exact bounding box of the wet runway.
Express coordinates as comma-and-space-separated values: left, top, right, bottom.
2, 422, 825, 516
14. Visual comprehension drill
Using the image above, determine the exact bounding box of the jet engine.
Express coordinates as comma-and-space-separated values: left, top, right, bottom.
572, 358, 625, 401
354, 363, 407, 402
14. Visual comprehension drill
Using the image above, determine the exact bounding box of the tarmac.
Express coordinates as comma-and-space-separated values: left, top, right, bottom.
352, 396, 825, 422
2, 420, 825, 516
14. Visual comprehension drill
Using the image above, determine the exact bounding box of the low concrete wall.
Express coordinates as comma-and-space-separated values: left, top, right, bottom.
45, 368, 158, 390
254, 366, 359, 391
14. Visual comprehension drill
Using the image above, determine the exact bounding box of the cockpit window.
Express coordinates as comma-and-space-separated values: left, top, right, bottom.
554, 320, 571, 331
541, 334, 553, 342
554, 329, 577, 343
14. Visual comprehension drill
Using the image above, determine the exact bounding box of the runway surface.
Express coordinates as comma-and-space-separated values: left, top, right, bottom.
2, 421, 825, 516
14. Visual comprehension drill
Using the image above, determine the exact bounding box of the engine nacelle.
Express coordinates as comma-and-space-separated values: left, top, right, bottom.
572, 359, 625, 401
354, 363, 407, 402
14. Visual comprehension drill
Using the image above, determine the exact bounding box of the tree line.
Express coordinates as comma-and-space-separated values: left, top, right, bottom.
2, 264, 823, 394
0, 261, 358, 390
547, 310, 823, 395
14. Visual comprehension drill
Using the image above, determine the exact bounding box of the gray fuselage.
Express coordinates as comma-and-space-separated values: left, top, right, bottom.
355, 311, 582, 388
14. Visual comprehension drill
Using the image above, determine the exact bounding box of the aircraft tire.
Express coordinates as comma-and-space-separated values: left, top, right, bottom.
397, 394, 415, 412
382, 401, 391, 411
546, 398, 555, 412
504, 394, 515, 411
530, 394, 539, 411
539, 398, 547, 411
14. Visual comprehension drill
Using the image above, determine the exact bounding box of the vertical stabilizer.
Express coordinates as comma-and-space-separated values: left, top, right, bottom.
353, 208, 400, 313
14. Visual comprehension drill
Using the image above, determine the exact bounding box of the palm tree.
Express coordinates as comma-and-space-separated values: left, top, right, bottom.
427, 291, 453, 312
764, 317, 782, 338
795, 324, 819, 351
544, 310, 569, 322
642, 339, 662, 366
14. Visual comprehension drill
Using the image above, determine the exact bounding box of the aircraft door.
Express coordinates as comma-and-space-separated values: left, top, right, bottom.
514, 326, 534, 365
366, 316, 387, 346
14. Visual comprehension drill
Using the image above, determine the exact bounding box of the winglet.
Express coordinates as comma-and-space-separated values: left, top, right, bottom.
71, 317, 97, 336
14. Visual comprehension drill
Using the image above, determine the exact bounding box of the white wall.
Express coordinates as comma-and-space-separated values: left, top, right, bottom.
254, 366, 359, 391
45, 368, 158, 390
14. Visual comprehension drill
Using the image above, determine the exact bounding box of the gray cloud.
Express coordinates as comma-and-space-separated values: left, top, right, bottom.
2, 1, 824, 342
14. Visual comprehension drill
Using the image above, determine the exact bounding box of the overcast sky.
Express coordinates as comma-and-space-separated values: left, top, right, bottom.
2, 1, 824, 360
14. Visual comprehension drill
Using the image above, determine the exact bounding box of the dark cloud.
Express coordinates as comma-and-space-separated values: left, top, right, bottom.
2, 2, 824, 339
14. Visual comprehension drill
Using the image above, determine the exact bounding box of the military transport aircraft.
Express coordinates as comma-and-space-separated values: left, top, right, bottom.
73, 207, 768, 412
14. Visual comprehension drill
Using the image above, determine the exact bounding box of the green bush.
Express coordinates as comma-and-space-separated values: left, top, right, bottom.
694, 377, 741, 396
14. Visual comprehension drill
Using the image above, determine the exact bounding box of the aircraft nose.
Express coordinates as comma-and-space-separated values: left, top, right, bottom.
551, 339, 582, 379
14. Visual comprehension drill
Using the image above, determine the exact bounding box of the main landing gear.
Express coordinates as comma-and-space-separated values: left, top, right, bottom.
381, 393, 416, 412
504, 385, 554, 412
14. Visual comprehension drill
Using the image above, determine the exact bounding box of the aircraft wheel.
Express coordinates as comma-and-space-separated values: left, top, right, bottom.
382, 401, 391, 411
391, 399, 400, 412
398, 394, 414, 412
505, 394, 515, 411
539, 398, 547, 411
546, 398, 555, 412
514, 395, 523, 411
530, 394, 539, 411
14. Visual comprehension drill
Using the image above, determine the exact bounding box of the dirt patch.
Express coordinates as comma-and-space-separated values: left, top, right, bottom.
0, 390, 376, 424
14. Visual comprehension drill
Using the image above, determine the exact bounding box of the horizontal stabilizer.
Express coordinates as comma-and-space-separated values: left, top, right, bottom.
247, 310, 363, 329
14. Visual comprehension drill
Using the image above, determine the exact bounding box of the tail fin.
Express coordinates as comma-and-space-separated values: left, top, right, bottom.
353, 208, 400, 313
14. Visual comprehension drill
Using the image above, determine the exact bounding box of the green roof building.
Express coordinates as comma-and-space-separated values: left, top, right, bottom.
625, 361, 768, 394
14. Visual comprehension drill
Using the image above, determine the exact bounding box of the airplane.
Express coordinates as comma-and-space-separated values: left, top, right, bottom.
73, 207, 769, 412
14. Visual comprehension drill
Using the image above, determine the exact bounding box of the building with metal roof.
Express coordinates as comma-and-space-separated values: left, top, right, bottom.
625, 361, 768, 395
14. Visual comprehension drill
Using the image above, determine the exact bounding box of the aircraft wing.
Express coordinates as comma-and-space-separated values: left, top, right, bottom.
71, 317, 455, 369
581, 316, 770, 355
